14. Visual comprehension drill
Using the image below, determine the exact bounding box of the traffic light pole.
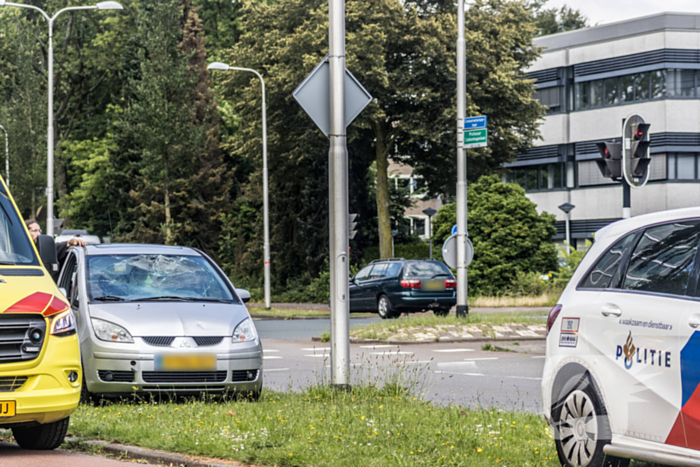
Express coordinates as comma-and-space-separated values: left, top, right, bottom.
622, 178, 631, 219
328, 0, 350, 389
455, 0, 468, 318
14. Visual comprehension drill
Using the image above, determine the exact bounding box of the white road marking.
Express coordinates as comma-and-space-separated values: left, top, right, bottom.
263, 356, 283, 360
361, 345, 398, 348
400, 360, 432, 365
437, 361, 478, 369
531, 356, 546, 359
263, 368, 289, 372
433, 349, 475, 353
263, 349, 280, 353
370, 351, 414, 355
435, 370, 541, 380
301, 347, 330, 351
434, 370, 485, 376
305, 354, 329, 358
464, 357, 499, 361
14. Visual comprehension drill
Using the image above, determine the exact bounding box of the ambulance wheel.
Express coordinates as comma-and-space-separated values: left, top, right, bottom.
12, 416, 69, 450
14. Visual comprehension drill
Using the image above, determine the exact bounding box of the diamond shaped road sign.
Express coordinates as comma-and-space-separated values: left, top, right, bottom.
293, 55, 372, 137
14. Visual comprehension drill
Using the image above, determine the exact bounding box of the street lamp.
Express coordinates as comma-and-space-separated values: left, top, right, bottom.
391, 229, 398, 257
558, 202, 575, 255
0, 0, 123, 235
0, 124, 8, 186
422, 207, 437, 259
208, 62, 271, 310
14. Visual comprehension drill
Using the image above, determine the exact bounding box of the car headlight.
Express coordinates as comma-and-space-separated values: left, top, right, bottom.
232, 318, 257, 343
50, 310, 76, 336
91, 318, 134, 343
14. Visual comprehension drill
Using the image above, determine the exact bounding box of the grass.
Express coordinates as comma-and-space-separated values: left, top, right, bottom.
66, 387, 558, 467
248, 307, 331, 318
349, 312, 548, 341
469, 294, 559, 308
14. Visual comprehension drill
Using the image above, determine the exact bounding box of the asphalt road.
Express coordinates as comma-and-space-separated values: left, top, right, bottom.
0, 441, 155, 466
260, 338, 546, 413
255, 317, 380, 340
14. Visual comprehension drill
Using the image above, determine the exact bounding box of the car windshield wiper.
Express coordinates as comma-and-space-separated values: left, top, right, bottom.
0, 261, 16, 265
132, 296, 189, 302
183, 297, 231, 303
92, 295, 127, 302
431, 273, 449, 278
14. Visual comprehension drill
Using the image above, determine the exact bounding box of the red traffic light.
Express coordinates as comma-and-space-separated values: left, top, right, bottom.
633, 123, 651, 141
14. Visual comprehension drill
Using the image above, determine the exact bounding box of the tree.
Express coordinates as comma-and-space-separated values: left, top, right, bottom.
432, 175, 558, 295
533, 1, 588, 36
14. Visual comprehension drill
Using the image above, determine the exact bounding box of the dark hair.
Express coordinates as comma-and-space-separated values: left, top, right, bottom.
25, 219, 39, 228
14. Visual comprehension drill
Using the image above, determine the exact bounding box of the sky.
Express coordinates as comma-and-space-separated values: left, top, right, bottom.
543, 0, 700, 26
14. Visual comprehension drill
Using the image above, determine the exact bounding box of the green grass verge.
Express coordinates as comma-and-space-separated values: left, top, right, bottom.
248, 307, 331, 317
68, 387, 557, 467
350, 312, 548, 341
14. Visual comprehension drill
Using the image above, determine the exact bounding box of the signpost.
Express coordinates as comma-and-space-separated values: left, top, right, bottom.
459, 116, 488, 149
442, 234, 474, 270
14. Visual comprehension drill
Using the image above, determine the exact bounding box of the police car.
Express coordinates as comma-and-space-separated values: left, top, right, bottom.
543, 207, 700, 467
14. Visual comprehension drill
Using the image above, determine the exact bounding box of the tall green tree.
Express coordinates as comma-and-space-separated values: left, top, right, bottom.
533, 1, 588, 36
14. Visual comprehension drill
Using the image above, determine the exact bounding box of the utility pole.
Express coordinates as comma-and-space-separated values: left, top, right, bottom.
328, 0, 350, 388
455, 0, 469, 317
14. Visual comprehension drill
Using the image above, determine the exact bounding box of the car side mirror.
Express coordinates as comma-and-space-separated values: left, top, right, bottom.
36, 235, 58, 274
236, 288, 251, 304
350, 276, 356, 283
58, 287, 67, 297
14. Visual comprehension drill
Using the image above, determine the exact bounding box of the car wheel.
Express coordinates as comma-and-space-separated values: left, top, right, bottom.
553, 376, 621, 467
12, 417, 70, 450
433, 307, 450, 317
377, 295, 397, 319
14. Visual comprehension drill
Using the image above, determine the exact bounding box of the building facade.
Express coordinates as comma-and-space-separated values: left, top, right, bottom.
507, 12, 700, 248
388, 160, 443, 239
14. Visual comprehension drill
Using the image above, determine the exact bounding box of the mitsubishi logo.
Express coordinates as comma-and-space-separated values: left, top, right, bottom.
180, 340, 191, 348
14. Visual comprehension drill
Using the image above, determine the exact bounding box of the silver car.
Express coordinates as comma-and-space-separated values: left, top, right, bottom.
56, 244, 262, 399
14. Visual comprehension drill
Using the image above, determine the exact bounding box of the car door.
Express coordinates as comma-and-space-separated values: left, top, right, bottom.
350, 265, 374, 311
587, 219, 700, 446
365, 262, 388, 310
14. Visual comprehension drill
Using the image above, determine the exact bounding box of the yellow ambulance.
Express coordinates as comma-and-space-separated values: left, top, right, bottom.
0, 175, 81, 449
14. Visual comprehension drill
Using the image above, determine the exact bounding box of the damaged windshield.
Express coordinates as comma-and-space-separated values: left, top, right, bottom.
86, 254, 236, 303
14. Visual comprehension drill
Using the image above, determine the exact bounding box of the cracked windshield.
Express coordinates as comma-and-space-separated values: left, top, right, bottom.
87, 254, 234, 302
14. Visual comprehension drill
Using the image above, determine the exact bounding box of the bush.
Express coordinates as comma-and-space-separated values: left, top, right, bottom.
431, 175, 558, 296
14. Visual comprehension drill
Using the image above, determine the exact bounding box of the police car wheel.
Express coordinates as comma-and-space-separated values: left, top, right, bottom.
553, 382, 609, 467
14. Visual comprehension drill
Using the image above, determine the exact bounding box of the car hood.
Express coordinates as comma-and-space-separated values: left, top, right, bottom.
87, 302, 250, 337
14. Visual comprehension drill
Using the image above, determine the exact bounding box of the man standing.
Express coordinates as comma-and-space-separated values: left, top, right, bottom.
25, 219, 87, 268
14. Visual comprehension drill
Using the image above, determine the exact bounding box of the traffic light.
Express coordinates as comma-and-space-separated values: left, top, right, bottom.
628, 122, 651, 179
349, 213, 358, 240
595, 141, 622, 180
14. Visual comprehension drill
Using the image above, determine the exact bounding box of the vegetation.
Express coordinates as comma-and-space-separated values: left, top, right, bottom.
67, 387, 557, 467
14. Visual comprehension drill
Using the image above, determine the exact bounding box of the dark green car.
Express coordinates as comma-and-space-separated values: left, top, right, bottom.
349, 258, 457, 319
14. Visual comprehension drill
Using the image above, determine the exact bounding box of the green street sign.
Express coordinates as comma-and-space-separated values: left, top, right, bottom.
464, 128, 487, 148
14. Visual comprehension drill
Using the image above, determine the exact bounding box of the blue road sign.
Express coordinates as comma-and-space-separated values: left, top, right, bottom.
464, 116, 487, 130
451, 224, 458, 235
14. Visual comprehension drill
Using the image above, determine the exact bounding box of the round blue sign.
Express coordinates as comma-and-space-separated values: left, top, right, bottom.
451, 224, 458, 235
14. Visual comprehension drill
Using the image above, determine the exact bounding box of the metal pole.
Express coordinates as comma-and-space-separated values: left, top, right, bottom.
455, 0, 468, 317
428, 217, 433, 259
622, 178, 631, 219
261, 78, 271, 310
329, 0, 350, 388
565, 212, 571, 255
0, 125, 8, 186
47, 21, 54, 236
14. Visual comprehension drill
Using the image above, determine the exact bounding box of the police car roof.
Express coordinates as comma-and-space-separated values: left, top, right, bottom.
595, 207, 700, 242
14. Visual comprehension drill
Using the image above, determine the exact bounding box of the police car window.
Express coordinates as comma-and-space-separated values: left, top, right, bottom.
623, 220, 700, 296
369, 263, 388, 279
355, 265, 373, 281
579, 233, 637, 289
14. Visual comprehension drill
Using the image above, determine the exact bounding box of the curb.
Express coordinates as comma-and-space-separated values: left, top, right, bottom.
65, 437, 243, 466
251, 314, 375, 321
311, 335, 546, 344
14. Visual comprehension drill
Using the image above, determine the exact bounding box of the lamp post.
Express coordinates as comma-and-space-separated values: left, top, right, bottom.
208, 62, 271, 310
0, 124, 8, 186
558, 202, 575, 255
422, 207, 437, 259
391, 229, 398, 257
0, 0, 123, 235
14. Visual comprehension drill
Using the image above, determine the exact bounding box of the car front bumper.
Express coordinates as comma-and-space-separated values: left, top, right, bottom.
83, 338, 263, 396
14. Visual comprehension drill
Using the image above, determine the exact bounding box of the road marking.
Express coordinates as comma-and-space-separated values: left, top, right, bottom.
301, 347, 330, 351
532, 356, 546, 359
305, 354, 329, 358
361, 345, 398, 348
437, 361, 477, 369
370, 351, 414, 355
263, 349, 280, 353
263, 368, 289, 372
433, 349, 475, 353
464, 357, 499, 361
400, 360, 432, 365
434, 370, 541, 380
434, 370, 484, 376
263, 356, 283, 359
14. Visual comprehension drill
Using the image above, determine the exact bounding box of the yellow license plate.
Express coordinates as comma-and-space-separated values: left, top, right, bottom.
155, 354, 216, 371
423, 280, 445, 291
0, 401, 16, 417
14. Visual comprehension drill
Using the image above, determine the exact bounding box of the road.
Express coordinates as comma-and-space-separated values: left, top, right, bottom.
0, 441, 155, 466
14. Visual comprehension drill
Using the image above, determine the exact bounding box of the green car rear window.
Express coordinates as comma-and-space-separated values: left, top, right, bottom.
403, 261, 452, 278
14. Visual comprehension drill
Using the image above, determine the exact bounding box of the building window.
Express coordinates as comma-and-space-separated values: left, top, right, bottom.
412, 218, 425, 237
578, 160, 617, 186
509, 163, 565, 192
574, 68, 699, 110
668, 153, 698, 180
534, 87, 562, 114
